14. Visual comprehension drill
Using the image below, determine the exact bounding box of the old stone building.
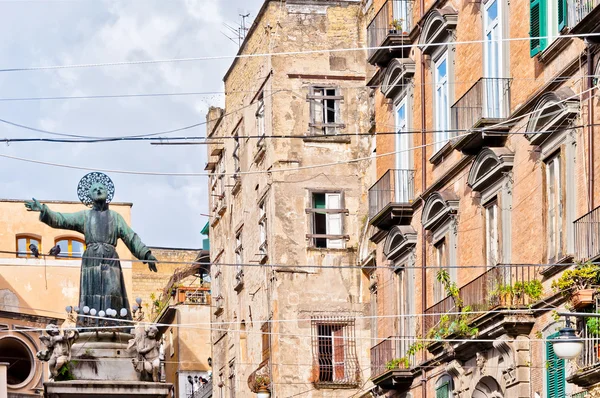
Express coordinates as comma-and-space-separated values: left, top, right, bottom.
361, 0, 600, 396
205, 0, 374, 396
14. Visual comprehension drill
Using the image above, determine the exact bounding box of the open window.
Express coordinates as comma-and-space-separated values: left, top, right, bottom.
308, 86, 344, 135
306, 192, 348, 249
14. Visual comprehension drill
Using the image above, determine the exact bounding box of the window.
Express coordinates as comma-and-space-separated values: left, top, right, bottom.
309, 86, 342, 135
394, 97, 413, 202
308, 192, 346, 249
435, 375, 452, 398
233, 129, 240, 175
211, 154, 226, 213
256, 93, 265, 147
212, 259, 224, 315
261, 322, 271, 362
529, 0, 567, 56
369, 282, 378, 346
55, 237, 86, 258
311, 317, 359, 386
234, 231, 243, 288
397, 264, 416, 363
392, 0, 411, 32
546, 332, 566, 398
258, 200, 268, 259
483, 0, 507, 118
228, 361, 236, 398
546, 154, 564, 262
485, 201, 500, 267
434, 52, 450, 151
434, 239, 448, 303
16, 235, 41, 258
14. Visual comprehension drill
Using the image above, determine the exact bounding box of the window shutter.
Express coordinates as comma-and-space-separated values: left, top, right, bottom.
546, 332, 566, 398
436, 383, 449, 398
558, 0, 567, 31
325, 194, 344, 249
530, 0, 547, 56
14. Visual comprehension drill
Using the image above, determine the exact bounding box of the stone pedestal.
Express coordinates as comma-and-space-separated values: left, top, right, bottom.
44, 380, 172, 397
44, 332, 171, 398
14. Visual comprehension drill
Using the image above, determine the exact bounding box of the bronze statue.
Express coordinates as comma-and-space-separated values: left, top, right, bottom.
25, 172, 158, 319
37, 324, 79, 380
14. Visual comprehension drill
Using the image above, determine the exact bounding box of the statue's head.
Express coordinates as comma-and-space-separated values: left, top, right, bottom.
89, 182, 108, 203
146, 325, 159, 339
46, 324, 59, 336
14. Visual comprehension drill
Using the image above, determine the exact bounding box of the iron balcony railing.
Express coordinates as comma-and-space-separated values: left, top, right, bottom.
568, 0, 600, 27
370, 334, 418, 379
575, 205, 600, 261
577, 317, 600, 369
368, 169, 415, 219
367, 0, 413, 59
424, 264, 540, 333
451, 78, 511, 132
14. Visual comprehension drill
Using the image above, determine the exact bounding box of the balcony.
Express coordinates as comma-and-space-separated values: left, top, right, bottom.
568, 303, 600, 387
368, 169, 415, 230
425, 265, 538, 360
575, 206, 600, 261
175, 286, 211, 306
367, 0, 413, 66
568, 0, 600, 38
370, 336, 418, 390
451, 78, 512, 154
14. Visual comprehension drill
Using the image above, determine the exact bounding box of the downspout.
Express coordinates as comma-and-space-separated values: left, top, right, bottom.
419, 5, 427, 398
586, 41, 594, 211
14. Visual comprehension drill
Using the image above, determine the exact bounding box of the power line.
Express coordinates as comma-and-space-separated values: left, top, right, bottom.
0, 32, 598, 73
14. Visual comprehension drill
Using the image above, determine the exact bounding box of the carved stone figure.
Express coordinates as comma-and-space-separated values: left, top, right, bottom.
37, 324, 79, 380
25, 173, 158, 318
129, 325, 161, 382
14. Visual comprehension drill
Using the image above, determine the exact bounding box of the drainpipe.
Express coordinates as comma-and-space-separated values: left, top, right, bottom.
586, 40, 594, 211
419, 7, 427, 398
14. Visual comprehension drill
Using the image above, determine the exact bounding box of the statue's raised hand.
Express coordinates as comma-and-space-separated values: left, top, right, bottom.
25, 198, 43, 212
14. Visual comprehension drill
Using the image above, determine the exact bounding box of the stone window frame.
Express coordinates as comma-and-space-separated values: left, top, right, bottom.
526, 88, 578, 265
307, 85, 345, 136
212, 250, 224, 316
385, 226, 418, 363
234, 228, 244, 293
435, 374, 454, 397
228, 359, 236, 398
210, 153, 226, 216
422, 191, 459, 304
418, 7, 458, 164
258, 197, 268, 264
467, 147, 515, 266
305, 189, 350, 249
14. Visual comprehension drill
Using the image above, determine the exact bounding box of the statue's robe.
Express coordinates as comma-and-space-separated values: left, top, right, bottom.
40, 204, 150, 319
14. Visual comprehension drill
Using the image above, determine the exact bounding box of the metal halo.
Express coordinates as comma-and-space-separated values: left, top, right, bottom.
77, 172, 115, 207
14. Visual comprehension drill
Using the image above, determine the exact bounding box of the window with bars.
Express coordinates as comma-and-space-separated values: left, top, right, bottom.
258, 200, 268, 260
307, 192, 347, 249
311, 317, 359, 387
546, 332, 566, 398
256, 93, 266, 147
309, 86, 343, 135
546, 153, 564, 262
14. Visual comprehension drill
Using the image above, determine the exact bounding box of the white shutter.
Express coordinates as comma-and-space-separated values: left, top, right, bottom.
326, 193, 344, 249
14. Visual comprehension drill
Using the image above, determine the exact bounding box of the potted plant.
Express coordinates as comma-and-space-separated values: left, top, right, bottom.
552, 262, 600, 309
389, 19, 403, 34
253, 375, 271, 397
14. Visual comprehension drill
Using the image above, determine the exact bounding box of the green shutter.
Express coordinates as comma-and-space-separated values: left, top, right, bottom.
530, 0, 547, 56
546, 332, 566, 398
314, 193, 326, 209
558, 0, 567, 30
436, 383, 449, 398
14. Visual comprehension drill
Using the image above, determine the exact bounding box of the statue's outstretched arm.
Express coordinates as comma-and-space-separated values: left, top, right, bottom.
25, 198, 85, 233
115, 212, 158, 272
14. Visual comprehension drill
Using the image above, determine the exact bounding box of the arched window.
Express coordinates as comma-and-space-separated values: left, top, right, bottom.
54, 237, 86, 258
15, 234, 41, 258
435, 374, 453, 398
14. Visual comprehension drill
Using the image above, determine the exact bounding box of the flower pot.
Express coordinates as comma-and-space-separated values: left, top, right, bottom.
256, 387, 270, 398
572, 288, 595, 309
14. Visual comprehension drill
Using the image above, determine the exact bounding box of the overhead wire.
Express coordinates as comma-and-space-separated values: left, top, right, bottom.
0, 32, 599, 73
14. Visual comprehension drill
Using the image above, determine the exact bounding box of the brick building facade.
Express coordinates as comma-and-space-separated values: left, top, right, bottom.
361, 0, 600, 396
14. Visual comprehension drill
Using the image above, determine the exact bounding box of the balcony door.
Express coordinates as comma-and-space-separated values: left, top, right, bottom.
483, 0, 505, 118
392, 0, 410, 33
395, 98, 411, 202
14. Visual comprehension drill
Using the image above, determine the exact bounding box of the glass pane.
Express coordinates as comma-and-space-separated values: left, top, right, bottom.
72, 241, 85, 257
487, 0, 498, 23
57, 240, 69, 257
17, 238, 26, 257
436, 59, 447, 79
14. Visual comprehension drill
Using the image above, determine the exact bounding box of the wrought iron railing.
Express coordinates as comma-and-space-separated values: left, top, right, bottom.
568, 0, 600, 27
194, 381, 213, 398
370, 334, 418, 379
451, 78, 511, 132
368, 169, 415, 219
575, 206, 600, 261
367, 0, 413, 59
424, 264, 540, 333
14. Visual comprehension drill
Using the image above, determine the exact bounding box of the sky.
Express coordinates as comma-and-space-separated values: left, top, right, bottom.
0, 0, 263, 248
